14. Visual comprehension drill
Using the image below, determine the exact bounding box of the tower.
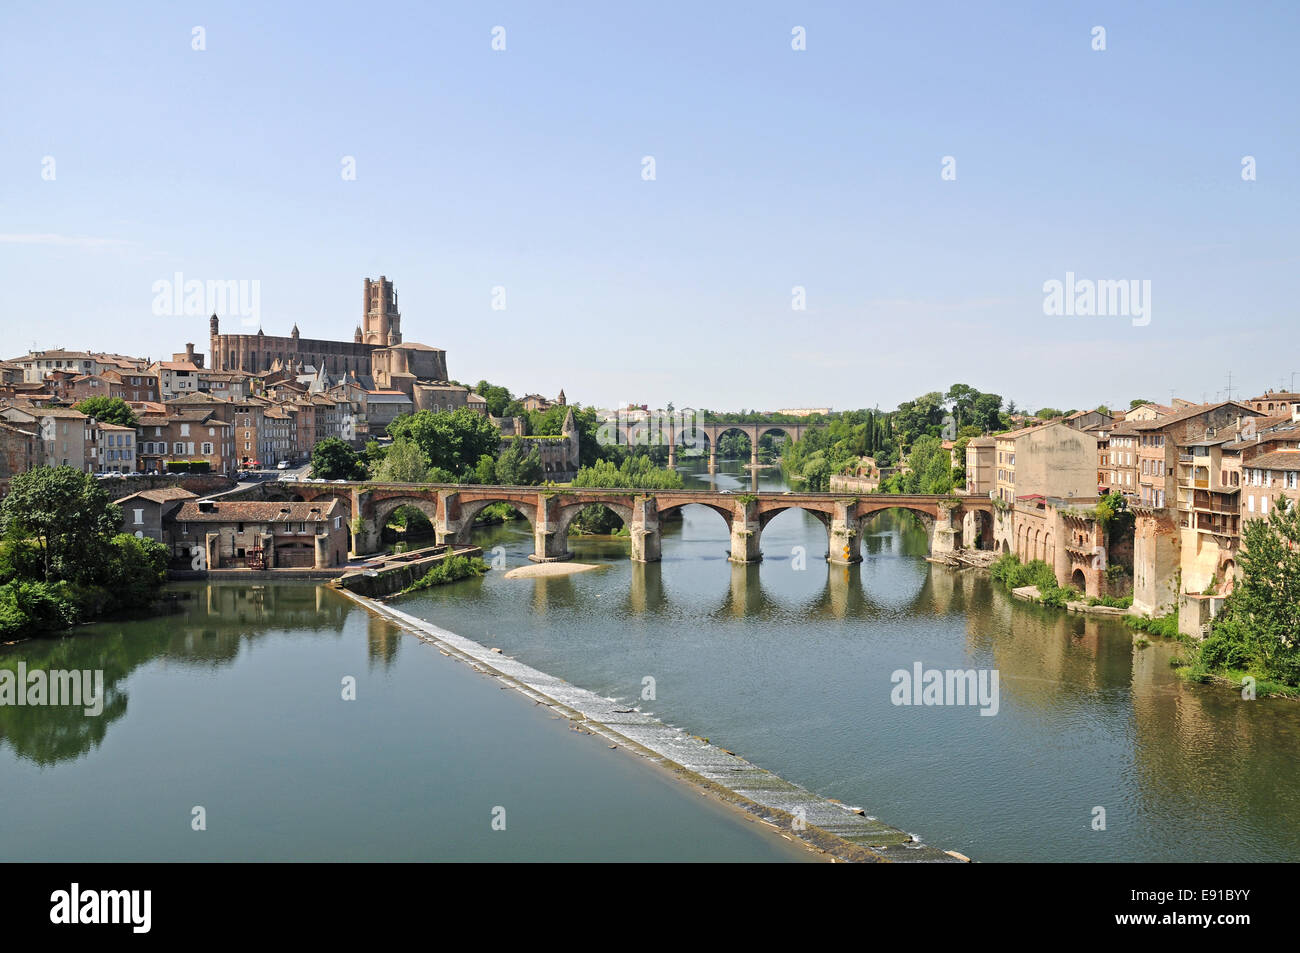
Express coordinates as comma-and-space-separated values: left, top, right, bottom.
362, 276, 401, 347
209, 314, 220, 370
562, 408, 580, 472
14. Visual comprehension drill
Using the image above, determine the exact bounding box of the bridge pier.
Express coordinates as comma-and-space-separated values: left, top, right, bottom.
530, 492, 573, 562
629, 495, 661, 563
434, 490, 468, 548
827, 502, 862, 565
349, 488, 382, 557
728, 498, 762, 563
931, 501, 960, 557
708, 447, 717, 473
352, 520, 382, 557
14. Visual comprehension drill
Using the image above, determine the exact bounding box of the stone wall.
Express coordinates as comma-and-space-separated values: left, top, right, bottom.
1133, 511, 1179, 615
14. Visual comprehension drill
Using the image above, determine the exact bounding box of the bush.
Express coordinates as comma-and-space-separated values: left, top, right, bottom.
98, 534, 169, 612
1196, 631, 1253, 671
1126, 613, 1180, 639
401, 555, 489, 593
1088, 594, 1133, 609
991, 554, 1058, 592
0, 580, 80, 638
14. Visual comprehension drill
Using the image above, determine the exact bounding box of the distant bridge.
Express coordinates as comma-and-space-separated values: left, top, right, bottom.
670, 421, 815, 471
287, 482, 996, 565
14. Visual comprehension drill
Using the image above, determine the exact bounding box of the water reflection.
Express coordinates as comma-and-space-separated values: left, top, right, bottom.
0, 582, 363, 767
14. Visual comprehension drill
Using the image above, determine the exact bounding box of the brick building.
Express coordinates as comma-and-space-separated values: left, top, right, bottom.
167, 498, 349, 569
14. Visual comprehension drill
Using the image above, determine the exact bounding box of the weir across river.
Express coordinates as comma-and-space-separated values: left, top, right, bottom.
279, 482, 998, 565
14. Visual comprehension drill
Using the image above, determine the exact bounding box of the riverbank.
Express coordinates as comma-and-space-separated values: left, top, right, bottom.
339, 588, 965, 863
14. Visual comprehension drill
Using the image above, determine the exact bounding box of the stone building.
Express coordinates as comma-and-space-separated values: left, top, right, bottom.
499, 408, 581, 481
208, 276, 467, 419
963, 436, 996, 496
1246, 390, 1300, 416
115, 487, 198, 542
137, 411, 234, 475
0, 421, 37, 478
167, 498, 349, 569
95, 422, 137, 473
994, 420, 1099, 505
0, 406, 93, 470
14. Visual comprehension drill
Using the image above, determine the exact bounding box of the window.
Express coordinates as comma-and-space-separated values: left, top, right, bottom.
1248, 495, 1255, 513
1262, 496, 1270, 515
180, 423, 190, 436
133, 508, 143, 525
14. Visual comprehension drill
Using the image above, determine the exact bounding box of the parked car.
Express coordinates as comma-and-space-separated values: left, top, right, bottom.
277, 460, 291, 470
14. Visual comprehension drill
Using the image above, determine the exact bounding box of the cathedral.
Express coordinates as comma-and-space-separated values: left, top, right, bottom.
208, 276, 454, 404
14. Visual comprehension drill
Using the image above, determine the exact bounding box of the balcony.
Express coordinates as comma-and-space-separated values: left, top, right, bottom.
1194, 513, 1239, 538
1191, 494, 1238, 516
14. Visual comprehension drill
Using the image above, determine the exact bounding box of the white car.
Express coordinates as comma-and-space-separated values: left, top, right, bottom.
277, 460, 291, 470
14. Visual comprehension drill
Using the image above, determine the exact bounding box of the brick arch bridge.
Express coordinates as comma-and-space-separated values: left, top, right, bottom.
289, 482, 994, 565
666, 422, 812, 471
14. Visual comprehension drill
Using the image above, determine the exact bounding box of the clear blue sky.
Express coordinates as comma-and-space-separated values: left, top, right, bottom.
2, 0, 1297, 412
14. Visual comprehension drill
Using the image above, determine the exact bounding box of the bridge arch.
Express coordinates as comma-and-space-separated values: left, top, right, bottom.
555, 499, 635, 539
753, 424, 801, 446
757, 503, 832, 531
372, 496, 440, 537
704, 425, 754, 455
452, 496, 538, 544
656, 500, 735, 529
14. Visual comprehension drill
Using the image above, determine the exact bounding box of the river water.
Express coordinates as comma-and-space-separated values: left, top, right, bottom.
399, 457, 1300, 862
3, 457, 1297, 861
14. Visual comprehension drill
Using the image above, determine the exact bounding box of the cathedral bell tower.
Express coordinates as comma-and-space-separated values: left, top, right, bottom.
362, 276, 402, 347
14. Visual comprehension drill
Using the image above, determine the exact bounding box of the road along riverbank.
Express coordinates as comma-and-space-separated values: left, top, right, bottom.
336, 588, 967, 863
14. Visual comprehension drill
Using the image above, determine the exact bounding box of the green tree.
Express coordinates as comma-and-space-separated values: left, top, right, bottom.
372, 437, 434, 483
99, 534, 169, 612
72, 396, 137, 428
1202, 496, 1300, 685
473, 380, 516, 417
386, 408, 503, 478
0, 467, 120, 583
572, 456, 684, 490
494, 439, 544, 486
310, 437, 365, 480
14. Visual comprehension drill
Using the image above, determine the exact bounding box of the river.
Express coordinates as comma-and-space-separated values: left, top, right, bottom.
3, 456, 1297, 861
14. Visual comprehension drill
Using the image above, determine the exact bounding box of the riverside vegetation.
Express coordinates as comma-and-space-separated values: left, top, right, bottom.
0, 467, 168, 640
990, 497, 1300, 696
399, 554, 489, 593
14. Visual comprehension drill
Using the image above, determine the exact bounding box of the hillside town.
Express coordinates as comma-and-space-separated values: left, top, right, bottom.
0, 276, 579, 480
